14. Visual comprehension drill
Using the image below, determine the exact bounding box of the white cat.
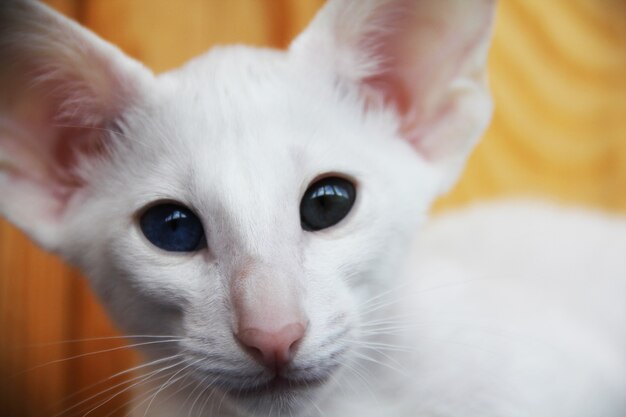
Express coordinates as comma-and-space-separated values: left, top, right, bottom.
1, 1, 624, 416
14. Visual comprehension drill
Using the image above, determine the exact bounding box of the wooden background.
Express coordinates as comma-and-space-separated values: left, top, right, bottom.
1, 1, 624, 416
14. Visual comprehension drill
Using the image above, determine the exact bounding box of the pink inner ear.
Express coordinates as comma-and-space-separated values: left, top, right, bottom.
363, 72, 411, 118
362, 62, 440, 159
352, 0, 494, 162
16, 123, 112, 219
342, 2, 444, 153
54, 126, 108, 179
3, 43, 135, 217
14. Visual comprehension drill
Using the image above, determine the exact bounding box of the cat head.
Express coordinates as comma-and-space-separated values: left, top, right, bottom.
0, 0, 494, 414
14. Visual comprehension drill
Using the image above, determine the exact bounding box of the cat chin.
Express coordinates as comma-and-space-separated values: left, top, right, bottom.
187, 363, 336, 416
226, 380, 326, 417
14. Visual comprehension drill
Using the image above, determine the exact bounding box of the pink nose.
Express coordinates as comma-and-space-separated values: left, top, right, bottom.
237, 323, 307, 371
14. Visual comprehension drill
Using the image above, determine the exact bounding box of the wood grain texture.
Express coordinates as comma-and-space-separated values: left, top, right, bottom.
437, 0, 626, 211
0, 0, 624, 415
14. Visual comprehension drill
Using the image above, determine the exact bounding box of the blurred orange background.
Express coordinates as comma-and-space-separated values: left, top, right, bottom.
1, 1, 624, 416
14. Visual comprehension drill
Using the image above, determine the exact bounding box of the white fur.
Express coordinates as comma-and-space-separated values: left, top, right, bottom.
1, 1, 624, 416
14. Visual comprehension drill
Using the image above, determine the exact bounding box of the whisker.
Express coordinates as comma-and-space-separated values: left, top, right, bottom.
358, 318, 413, 330
359, 326, 412, 336
18, 334, 185, 349
358, 285, 408, 311
335, 356, 378, 401
144, 372, 199, 416
141, 358, 204, 417
326, 364, 357, 402
53, 354, 183, 410
54, 356, 186, 417
75, 371, 171, 417
358, 314, 414, 325
197, 375, 226, 417
180, 374, 207, 415
358, 299, 405, 318
346, 339, 413, 353
216, 383, 231, 417
186, 373, 218, 417
97, 366, 187, 417
15, 339, 183, 376
350, 350, 410, 378
99, 369, 184, 417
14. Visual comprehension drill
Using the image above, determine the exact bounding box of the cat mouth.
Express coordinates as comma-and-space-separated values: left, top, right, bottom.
184, 344, 347, 398
187, 359, 337, 398
231, 375, 328, 396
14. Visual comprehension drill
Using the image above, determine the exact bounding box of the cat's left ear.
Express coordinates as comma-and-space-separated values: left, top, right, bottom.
291, 0, 496, 193
0, 0, 153, 250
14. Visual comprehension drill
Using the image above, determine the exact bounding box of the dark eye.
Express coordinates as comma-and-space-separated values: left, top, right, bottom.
139, 203, 205, 252
300, 176, 356, 231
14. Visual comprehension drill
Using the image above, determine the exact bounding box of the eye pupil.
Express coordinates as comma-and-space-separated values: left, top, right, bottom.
300, 177, 356, 231
140, 204, 205, 252
165, 211, 185, 231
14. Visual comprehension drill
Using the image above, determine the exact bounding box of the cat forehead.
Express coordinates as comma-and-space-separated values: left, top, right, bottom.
121, 46, 400, 185
151, 46, 394, 147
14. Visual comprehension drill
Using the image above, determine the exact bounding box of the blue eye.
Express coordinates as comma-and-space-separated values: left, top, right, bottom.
139, 203, 205, 252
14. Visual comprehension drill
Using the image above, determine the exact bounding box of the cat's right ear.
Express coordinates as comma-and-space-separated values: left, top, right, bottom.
0, 0, 153, 250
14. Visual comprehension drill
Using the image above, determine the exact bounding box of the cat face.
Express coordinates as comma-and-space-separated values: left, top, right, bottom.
0, 0, 495, 414
60, 46, 435, 410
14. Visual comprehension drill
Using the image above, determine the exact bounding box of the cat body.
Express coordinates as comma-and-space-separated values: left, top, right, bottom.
0, 1, 624, 416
